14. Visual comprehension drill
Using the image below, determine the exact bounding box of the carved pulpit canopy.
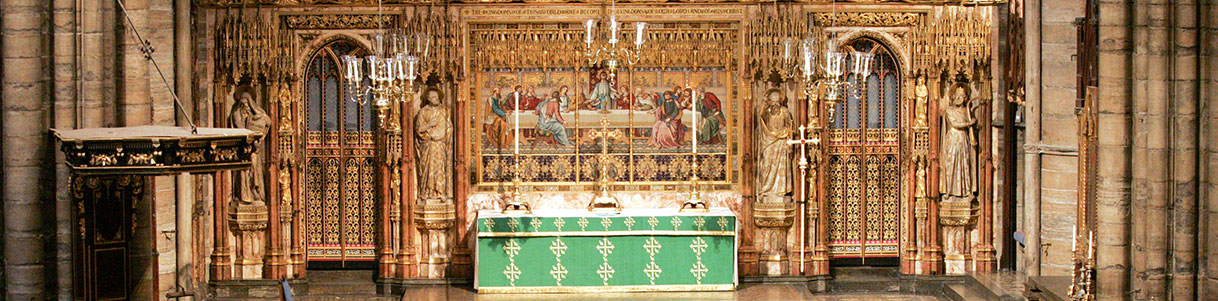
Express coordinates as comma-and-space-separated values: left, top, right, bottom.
53, 126, 262, 176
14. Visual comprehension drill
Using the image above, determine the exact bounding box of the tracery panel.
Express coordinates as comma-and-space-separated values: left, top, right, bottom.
303, 39, 378, 264
825, 37, 902, 259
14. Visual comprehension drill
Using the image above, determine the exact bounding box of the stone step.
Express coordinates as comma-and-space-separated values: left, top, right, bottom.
945, 283, 1001, 301
295, 295, 398, 301
307, 282, 379, 295
830, 266, 902, 281
306, 270, 377, 283
299, 269, 389, 298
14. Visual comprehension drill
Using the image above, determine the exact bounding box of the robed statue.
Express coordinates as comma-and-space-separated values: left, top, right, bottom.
757, 88, 794, 203
230, 88, 271, 205
939, 81, 979, 205
416, 87, 453, 202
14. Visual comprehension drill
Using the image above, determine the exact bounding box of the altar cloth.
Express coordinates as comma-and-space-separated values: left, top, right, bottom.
475, 208, 737, 293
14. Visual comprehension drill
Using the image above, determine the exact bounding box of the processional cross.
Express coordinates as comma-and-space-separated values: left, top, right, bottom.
786, 123, 821, 274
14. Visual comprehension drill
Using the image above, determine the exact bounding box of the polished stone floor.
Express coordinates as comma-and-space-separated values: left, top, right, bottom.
400, 283, 944, 300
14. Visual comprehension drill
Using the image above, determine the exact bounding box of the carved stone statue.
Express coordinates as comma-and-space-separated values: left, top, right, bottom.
277, 83, 293, 131
939, 79, 980, 275
415, 87, 453, 202
939, 82, 978, 206
757, 88, 794, 203
413, 86, 457, 278
753, 88, 797, 276
230, 88, 271, 206
913, 74, 929, 128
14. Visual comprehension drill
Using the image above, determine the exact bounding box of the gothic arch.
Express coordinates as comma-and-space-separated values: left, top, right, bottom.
833, 30, 910, 77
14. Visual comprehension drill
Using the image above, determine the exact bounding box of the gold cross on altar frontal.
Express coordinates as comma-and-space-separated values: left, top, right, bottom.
549, 238, 568, 257
597, 237, 616, 258
644, 237, 663, 258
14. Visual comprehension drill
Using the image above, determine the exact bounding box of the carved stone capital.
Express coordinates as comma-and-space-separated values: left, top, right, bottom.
938, 196, 977, 226
229, 204, 269, 232
753, 201, 796, 228
414, 201, 456, 230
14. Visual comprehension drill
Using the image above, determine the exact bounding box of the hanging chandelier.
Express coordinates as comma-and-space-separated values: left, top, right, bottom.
780, 5, 873, 121
582, 0, 647, 75
341, 1, 431, 120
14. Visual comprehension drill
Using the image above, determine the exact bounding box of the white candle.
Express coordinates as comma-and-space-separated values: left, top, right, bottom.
514, 92, 521, 154
584, 19, 596, 44
692, 88, 698, 154
634, 22, 646, 46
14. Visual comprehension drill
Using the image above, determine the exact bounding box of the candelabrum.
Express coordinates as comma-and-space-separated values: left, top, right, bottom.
790, 38, 873, 124
582, 0, 647, 76
778, 34, 871, 274
342, 32, 430, 121
1068, 230, 1096, 300
587, 119, 624, 212
341, 0, 432, 122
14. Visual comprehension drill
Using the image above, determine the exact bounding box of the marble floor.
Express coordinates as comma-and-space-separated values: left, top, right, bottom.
399, 283, 944, 301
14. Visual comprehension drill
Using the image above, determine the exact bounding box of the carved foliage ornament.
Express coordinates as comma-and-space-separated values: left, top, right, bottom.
810, 12, 923, 27
281, 14, 399, 30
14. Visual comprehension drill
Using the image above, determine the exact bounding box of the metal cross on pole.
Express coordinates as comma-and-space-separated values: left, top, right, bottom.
786, 125, 819, 274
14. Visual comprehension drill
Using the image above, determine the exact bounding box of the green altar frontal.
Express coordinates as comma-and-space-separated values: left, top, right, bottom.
475, 208, 738, 293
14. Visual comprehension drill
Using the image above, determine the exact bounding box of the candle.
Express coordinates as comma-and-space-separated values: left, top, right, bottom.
608, 18, 619, 45
801, 46, 813, 77
405, 56, 418, 82
584, 19, 596, 44
783, 39, 793, 62
692, 88, 698, 154
514, 92, 521, 154
634, 22, 646, 46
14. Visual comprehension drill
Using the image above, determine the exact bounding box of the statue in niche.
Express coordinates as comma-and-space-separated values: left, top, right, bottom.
757, 88, 794, 203
230, 87, 271, 206
913, 73, 929, 128
415, 86, 453, 202
939, 76, 980, 274
939, 81, 978, 206
277, 83, 294, 131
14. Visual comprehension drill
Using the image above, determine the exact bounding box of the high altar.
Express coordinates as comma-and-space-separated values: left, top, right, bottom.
84, 0, 1011, 295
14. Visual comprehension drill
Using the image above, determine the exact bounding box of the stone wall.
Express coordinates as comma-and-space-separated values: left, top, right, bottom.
1094, 0, 1218, 299
1022, 0, 1084, 277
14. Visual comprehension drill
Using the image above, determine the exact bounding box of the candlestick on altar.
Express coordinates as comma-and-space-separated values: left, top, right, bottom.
681, 88, 707, 212
502, 89, 531, 214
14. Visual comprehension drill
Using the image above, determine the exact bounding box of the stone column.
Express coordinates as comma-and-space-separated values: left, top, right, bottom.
173, 0, 195, 297
1095, 0, 1133, 297
52, 0, 78, 298
398, 96, 416, 278
1132, 1, 1171, 298
118, 0, 150, 126
1204, 0, 1218, 296
1022, 0, 1043, 277
2, 0, 50, 298
1169, 1, 1200, 299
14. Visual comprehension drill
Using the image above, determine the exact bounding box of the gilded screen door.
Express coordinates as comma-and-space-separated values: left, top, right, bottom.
825, 38, 902, 259
304, 40, 379, 264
